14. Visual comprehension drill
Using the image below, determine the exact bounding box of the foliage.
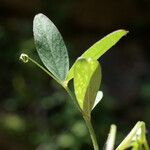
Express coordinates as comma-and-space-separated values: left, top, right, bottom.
20, 13, 149, 150
33, 14, 69, 81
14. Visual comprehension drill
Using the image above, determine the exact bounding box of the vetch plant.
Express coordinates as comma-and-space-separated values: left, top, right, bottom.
20, 13, 149, 150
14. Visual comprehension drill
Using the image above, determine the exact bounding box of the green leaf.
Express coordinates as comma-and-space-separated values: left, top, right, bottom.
66, 29, 128, 83
74, 58, 101, 116
116, 121, 149, 150
33, 13, 69, 81
116, 121, 141, 150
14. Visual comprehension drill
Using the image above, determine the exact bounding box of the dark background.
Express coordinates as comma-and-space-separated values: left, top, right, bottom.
0, 0, 150, 150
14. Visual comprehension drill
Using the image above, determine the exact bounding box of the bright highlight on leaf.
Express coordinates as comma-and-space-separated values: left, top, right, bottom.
66, 29, 128, 83
33, 13, 69, 81
74, 58, 101, 116
92, 91, 103, 110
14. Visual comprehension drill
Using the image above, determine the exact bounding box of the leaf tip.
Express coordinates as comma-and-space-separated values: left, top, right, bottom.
33, 13, 47, 24
77, 57, 85, 61
119, 29, 129, 35
34, 13, 44, 19
126, 30, 129, 34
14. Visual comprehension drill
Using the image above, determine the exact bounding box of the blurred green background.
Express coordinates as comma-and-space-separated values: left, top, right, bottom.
0, 0, 150, 149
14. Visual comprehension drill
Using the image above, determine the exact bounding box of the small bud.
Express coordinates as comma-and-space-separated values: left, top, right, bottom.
19, 53, 29, 63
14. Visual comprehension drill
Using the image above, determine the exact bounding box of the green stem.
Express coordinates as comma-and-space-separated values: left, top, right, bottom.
64, 87, 99, 150
63, 86, 82, 113
28, 57, 62, 85
84, 116, 99, 150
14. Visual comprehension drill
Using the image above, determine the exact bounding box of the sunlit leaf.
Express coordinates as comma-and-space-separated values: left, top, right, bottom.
74, 58, 101, 116
67, 29, 128, 82
116, 121, 149, 150
33, 13, 69, 81
92, 91, 103, 110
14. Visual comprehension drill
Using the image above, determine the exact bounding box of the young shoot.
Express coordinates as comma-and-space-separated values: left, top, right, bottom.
20, 13, 149, 150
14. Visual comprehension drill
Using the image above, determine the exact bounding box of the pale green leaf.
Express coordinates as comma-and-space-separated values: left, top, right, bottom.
67, 29, 128, 82
74, 58, 101, 116
33, 13, 69, 81
116, 121, 147, 150
92, 91, 103, 110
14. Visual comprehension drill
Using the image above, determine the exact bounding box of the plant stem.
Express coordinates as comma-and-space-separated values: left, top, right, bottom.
65, 87, 99, 150
64, 86, 82, 113
28, 57, 62, 85
84, 116, 99, 150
